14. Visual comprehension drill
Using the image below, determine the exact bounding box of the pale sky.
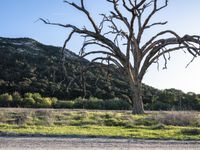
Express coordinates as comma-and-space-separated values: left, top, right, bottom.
1, 0, 200, 94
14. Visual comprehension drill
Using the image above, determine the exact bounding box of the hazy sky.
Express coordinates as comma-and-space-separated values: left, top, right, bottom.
1, 0, 200, 94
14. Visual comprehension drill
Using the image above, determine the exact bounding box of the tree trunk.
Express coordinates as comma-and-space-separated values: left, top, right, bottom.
131, 83, 144, 114
129, 76, 145, 114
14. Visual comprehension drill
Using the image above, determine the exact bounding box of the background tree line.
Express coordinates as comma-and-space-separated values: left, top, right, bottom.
0, 90, 200, 110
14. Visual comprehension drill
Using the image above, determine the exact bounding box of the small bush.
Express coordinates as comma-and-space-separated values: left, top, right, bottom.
34, 99, 44, 108
32, 93, 42, 100
150, 101, 171, 110
51, 97, 58, 107
85, 97, 105, 109
24, 93, 33, 98
105, 98, 131, 110
73, 97, 86, 109
55, 100, 74, 109
0, 93, 13, 107
23, 97, 35, 108
12, 92, 22, 107
39, 97, 52, 108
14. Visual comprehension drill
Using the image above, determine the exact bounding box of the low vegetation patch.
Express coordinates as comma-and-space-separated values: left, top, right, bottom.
151, 111, 200, 126
1, 91, 200, 111
0, 108, 199, 140
0, 92, 131, 110
181, 128, 200, 135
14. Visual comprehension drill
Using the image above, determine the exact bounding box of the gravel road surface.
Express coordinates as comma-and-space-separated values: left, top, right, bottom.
0, 137, 200, 150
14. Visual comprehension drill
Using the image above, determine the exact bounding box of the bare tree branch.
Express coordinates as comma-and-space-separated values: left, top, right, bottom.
41, 0, 200, 114
137, 0, 168, 42
64, 0, 99, 33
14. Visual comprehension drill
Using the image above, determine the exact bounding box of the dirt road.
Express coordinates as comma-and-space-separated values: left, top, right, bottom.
0, 137, 200, 150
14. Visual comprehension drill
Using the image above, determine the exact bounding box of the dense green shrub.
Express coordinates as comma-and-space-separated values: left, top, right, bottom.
0, 93, 13, 107
24, 93, 33, 99
54, 100, 74, 109
38, 97, 52, 108
73, 97, 86, 109
22, 93, 55, 108
105, 98, 131, 110
87, 97, 105, 109
72, 97, 131, 110
73, 97, 103, 109
31, 93, 43, 107
149, 101, 172, 110
51, 97, 58, 107
23, 97, 35, 108
12, 92, 22, 107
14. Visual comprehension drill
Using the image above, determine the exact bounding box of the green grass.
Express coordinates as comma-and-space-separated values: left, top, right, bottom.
1, 124, 200, 140
0, 108, 200, 140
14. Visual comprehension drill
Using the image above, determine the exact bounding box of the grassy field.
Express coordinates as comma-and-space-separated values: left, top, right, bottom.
0, 108, 200, 140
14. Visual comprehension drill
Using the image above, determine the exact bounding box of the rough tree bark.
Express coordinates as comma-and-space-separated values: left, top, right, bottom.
130, 80, 144, 114
41, 0, 200, 114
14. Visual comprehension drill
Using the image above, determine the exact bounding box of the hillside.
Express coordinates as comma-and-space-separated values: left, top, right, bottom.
0, 37, 158, 101
0, 37, 200, 110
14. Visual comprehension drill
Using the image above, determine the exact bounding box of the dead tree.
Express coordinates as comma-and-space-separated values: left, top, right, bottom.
41, 0, 200, 114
